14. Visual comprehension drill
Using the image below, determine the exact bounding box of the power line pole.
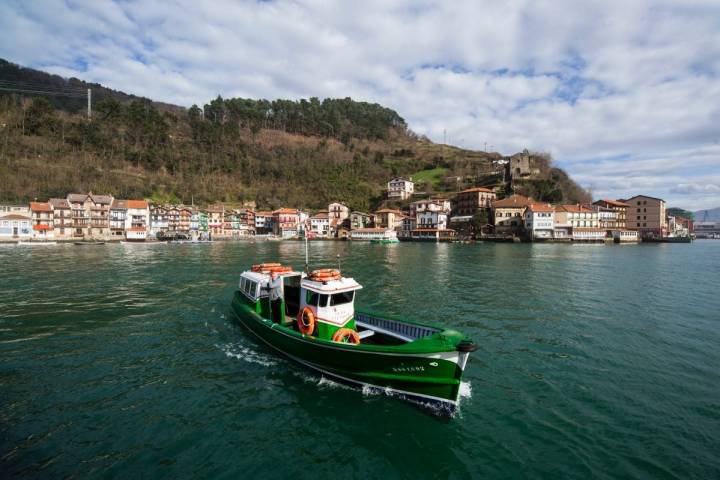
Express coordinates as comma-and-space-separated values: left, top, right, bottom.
87, 88, 91, 120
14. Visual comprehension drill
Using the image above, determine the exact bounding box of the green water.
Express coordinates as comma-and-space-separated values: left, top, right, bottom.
1, 241, 718, 478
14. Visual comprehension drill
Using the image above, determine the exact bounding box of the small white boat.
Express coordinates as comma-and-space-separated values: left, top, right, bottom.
17, 241, 58, 246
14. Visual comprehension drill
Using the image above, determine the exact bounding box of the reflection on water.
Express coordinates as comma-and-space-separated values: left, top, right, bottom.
1, 241, 719, 478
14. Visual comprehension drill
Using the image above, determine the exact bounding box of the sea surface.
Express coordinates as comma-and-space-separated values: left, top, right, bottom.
1, 240, 718, 479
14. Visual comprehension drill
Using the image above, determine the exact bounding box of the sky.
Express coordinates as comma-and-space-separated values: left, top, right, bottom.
1, 0, 719, 211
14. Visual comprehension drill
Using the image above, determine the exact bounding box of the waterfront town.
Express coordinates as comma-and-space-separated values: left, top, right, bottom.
0, 173, 703, 244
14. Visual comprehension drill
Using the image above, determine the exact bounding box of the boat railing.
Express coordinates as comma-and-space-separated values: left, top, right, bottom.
355, 311, 440, 341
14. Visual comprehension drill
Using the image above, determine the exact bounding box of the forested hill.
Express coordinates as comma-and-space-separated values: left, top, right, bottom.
0, 58, 182, 114
0, 59, 590, 210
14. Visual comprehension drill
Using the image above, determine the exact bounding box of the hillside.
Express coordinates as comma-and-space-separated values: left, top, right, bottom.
0, 58, 182, 114
0, 59, 590, 210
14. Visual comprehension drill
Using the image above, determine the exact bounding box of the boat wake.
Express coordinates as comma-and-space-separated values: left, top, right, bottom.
217, 343, 277, 367
459, 381, 472, 403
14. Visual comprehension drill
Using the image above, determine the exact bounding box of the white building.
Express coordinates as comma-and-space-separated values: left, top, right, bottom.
350, 228, 398, 241
611, 229, 639, 242
310, 212, 331, 237
409, 198, 451, 218
413, 199, 451, 229
190, 210, 200, 233
387, 177, 414, 200
524, 203, 555, 239
0, 212, 32, 240
417, 210, 449, 230
125, 200, 150, 241
150, 206, 169, 236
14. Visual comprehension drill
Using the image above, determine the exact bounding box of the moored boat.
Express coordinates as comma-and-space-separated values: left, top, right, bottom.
230, 263, 477, 414
17, 241, 57, 245
370, 238, 400, 244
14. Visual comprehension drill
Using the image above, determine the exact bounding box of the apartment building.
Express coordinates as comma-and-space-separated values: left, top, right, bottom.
387, 177, 414, 200
454, 187, 497, 216
30, 202, 54, 239
592, 199, 630, 230
67, 193, 113, 239
49, 198, 73, 240
625, 195, 667, 239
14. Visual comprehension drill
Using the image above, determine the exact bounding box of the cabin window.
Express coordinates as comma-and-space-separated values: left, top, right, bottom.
319, 294, 329, 307
329, 291, 354, 306
306, 291, 319, 306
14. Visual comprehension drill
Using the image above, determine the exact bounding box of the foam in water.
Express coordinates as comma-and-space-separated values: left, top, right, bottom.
317, 375, 354, 391
459, 381, 472, 402
218, 343, 277, 367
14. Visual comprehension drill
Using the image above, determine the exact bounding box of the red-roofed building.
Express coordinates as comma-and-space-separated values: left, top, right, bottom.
455, 187, 497, 216
49, 198, 72, 239
205, 204, 225, 237
30, 202, 54, 239
592, 199, 630, 230
273, 208, 300, 238
492, 195, 534, 235
374, 208, 404, 230
126, 200, 150, 241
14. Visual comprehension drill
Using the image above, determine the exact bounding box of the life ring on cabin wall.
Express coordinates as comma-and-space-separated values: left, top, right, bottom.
297, 307, 316, 335
332, 328, 361, 345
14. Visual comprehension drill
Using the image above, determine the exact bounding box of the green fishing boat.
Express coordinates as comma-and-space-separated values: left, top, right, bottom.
230, 262, 477, 414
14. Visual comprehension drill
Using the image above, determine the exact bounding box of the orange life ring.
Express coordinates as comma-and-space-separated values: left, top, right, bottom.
308, 269, 341, 281
297, 307, 316, 335
268, 266, 292, 273
252, 262, 281, 272
332, 328, 361, 345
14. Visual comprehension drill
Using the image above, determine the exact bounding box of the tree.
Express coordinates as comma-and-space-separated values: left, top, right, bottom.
472, 210, 489, 235
25, 97, 56, 135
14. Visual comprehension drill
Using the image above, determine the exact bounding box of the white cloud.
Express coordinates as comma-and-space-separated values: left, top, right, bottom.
1, 0, 719, 209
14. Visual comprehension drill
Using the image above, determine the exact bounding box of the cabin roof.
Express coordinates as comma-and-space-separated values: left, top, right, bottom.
241, 270, 302, 283
302, 276, 362, 293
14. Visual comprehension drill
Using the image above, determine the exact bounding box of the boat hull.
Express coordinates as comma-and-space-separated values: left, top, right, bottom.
230, 292, 468, 411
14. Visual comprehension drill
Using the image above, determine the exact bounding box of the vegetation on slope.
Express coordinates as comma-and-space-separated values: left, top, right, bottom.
0, 59, 591, 210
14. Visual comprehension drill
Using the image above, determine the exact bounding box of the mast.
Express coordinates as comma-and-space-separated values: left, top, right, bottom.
304, 233, 309, 273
